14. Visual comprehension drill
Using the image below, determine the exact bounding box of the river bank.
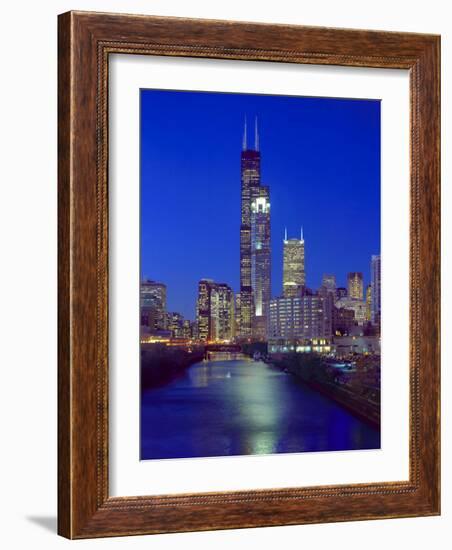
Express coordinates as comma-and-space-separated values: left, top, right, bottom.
141, 345, 204, 389
270, 353, 380, 429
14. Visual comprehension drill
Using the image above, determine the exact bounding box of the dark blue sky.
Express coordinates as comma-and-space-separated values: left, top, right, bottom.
141, 89, 380, 320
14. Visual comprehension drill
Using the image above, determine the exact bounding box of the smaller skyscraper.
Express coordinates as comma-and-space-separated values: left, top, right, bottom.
371, 255, 381, 325
335, 297, 367, 326
196, 279, 212, 342
283, 228, 305, 297
336, 287, 348, 300
196, 279, 235, 342
322, 274, 336, 294
140, 279, 167, 331
167, 312, 184, 338
182, 319, 192, 339
365, 284, 372, 322
347, 272, 364, 301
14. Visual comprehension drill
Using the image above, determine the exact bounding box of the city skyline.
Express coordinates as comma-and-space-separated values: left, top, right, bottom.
141, 89, 380, 319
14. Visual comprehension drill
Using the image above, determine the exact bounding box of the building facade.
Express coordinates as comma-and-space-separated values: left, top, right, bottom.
269, 294, 332, 341
371, 254, 381, 325
251, 186, 271, 339
335, 297, 367, 326
347, 272, 364, 300
282, 229, 305, 297
332, 306, 355, 335
140, 279, 167, 331
365, 284, 372, 322
196, 279, 235, 342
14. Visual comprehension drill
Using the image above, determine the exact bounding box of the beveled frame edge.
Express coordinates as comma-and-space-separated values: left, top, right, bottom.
57, 10, 440, 539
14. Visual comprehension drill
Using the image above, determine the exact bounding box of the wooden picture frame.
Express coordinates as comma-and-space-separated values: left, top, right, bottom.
58, 10, 440, 539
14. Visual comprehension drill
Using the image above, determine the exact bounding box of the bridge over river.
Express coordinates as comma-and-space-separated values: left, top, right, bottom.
140, 354, 380, 460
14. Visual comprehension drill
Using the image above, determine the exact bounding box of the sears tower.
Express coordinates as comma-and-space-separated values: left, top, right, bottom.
238, 117, 271, 340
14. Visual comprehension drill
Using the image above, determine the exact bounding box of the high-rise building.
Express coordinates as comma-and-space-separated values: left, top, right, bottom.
332, 306, 355, 336
140, 279, 167, 331
196, 279, 211, 342
365, 284, 372, 322
213, 283, 235, 341
182, 319, 192, 339
251, 186, 271, 339
347, 272, 363, 300
238, 117, 271, 339
322, 274, 336, 294
371, 255, 381, 325
283, 228, 305, 297
167, 312, 184, 338
335, 297, 367, 326
336, 287, 348, 300
269, 294, 332, 340
196, 279, 235, 342
318, 285, 334, 336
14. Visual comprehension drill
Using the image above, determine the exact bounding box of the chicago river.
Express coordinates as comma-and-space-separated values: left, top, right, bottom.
140, 355, 380, 460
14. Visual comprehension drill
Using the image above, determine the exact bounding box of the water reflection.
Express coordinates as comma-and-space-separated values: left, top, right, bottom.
141, 358, 380, 460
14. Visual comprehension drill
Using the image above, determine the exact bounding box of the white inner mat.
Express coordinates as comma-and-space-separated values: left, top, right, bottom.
109, 54, 410, 497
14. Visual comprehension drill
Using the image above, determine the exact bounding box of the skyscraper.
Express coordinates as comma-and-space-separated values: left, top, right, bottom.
140, 279, 167, 331
322, 274, 336, 294
347, 272, 363, 300
251, 186, 271, 339
282, 228, 305, 297
371, 255, 381, 325
196, 279, 235, 342
238, 117, 271, 339
167, 312, 184, 338
365, 284, 372, 322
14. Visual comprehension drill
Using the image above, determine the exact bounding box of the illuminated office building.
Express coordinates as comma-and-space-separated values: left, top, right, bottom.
140, 279, 167, 331
371, 254, 381, 325
167, 312, 184, 338
283, 228, 305, 297
365, 284, 372, 322
196, 279, 235, 342
347, 272, 364, 300
182, 319, 192, 339
238, 117, 271, 339
251, 185, 271, 339
269, 294, 332, 340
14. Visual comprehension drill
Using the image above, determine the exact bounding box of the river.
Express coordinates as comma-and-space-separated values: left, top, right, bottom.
141, 354, 380, 460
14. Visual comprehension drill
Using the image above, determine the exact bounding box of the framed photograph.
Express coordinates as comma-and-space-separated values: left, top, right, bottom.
58, 11, 440, 538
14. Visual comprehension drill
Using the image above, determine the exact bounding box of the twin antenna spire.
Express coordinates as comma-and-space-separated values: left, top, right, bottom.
242, 116, 260, 151
284, 227, 304, 242
244, 119, 303, 243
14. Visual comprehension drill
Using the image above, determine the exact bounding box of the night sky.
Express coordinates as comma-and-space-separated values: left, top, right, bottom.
140, 89, 380, 320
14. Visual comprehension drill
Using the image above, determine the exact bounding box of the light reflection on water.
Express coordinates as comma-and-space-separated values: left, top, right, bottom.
141, 358, 380, 460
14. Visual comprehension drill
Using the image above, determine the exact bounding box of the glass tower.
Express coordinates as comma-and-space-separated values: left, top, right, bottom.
239, 117, 271, 340
371, 255, 381, 325
251, 186, 271, 339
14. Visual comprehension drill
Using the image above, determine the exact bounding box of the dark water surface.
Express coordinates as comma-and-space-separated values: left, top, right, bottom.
141, 356, 380, 460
